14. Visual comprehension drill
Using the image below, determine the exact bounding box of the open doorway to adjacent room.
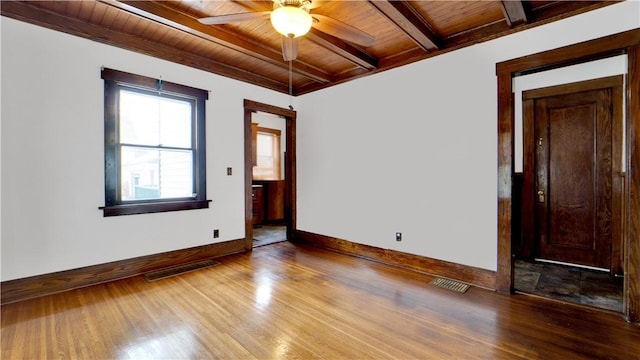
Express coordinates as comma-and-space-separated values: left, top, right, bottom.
251, 112, 287, 247
243, 100, 297, 250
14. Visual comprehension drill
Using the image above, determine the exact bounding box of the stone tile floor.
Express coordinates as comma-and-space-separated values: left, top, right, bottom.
514, 259, 623, 312
253, 224, 287, 248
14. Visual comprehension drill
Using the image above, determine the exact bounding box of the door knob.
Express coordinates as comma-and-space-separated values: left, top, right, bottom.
537, 189, 545, 203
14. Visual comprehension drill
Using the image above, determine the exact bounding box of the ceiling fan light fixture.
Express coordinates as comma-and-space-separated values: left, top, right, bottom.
270, 6, 312, 38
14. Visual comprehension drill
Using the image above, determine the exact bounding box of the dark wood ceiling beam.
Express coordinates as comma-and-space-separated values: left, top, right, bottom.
305, 29, 378, 70
296, 67, 369, 95
367, 0, 441, 52
527, 0, 615, 23
0, 1, 289, 93
104, 0, 331, 84
500, 1, 528, 27
379, 48, 431, 69
444, 1, 614, 49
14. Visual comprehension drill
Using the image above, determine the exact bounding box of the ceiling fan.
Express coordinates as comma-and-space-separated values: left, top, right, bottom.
198, 0, 375, 61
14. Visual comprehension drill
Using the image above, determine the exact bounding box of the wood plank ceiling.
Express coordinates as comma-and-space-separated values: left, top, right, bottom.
1, 1, 617, 95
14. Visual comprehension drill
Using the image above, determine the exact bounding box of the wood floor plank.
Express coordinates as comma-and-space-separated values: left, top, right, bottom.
2, 242, 639, 359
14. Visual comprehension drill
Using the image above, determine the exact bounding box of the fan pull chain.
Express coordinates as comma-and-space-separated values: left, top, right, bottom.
288, 60, 293, 110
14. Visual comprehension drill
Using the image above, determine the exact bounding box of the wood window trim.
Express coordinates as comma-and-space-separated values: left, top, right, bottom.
495, 29, 640, 323
100, 68, 210, 217
257, 127, 281, 137
101, 68, 208, 100
101, 200, 212, 217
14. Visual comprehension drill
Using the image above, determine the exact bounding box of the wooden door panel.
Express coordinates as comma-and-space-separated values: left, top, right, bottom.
535, 88, 612, 269
521, 75, 624, 275
548, 103, 596, 249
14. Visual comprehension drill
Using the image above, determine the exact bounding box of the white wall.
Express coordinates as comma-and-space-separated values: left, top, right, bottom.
0, 17, 291, 281
296, 1, 640, 271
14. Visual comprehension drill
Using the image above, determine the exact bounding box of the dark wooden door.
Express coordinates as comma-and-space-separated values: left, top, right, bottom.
531, 87, 614, 269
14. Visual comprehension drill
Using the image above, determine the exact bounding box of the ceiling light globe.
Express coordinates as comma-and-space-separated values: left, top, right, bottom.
270, 6, 312, 38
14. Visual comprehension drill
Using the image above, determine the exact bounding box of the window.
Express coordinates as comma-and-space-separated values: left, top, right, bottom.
101, 68, 209, 216
253, 127, 282, 180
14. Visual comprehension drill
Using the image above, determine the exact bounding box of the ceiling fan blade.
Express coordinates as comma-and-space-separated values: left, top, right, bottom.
311, 14, 375, 47
198, 11, 270, 25
282, 36, 299, 61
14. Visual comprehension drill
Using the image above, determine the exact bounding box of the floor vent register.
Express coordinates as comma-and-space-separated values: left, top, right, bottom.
430, 278, 470, 293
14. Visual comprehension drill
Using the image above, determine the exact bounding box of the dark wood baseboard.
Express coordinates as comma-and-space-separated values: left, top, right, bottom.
2, 232, 497, 304
294, 230, 497, 290
1, 239, 247, 305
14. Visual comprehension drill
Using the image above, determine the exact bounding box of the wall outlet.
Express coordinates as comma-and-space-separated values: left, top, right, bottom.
213, 229, 219, 238
395, 232, 402, 241
227, 167, 232, 176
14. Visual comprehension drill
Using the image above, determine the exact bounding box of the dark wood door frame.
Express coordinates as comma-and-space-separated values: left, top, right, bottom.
243, 99, 297, 250
496, 29, 640, 323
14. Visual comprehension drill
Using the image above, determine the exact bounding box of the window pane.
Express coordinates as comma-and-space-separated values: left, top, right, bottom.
254, 133, 279, 180
158, 149, 194, 198
159, 97, 192, 148
121, 146, 193, 201
119, 90, 192, 148
257, 133, 273, 157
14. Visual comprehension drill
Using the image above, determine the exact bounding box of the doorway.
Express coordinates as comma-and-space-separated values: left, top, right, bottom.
514, 76, 625, 312
252, 112, 287, 247
243, 100, 297, 251
495, 29, 640, 323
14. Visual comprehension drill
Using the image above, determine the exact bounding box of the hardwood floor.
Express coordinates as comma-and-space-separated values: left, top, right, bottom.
2, 242, 638, 359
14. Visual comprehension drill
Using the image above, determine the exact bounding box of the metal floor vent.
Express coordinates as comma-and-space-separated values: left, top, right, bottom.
430, 278, 470, 293
144, 259, 220, 282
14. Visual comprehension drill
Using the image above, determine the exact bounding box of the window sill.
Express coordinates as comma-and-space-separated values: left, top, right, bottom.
100, 200, 210, 217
